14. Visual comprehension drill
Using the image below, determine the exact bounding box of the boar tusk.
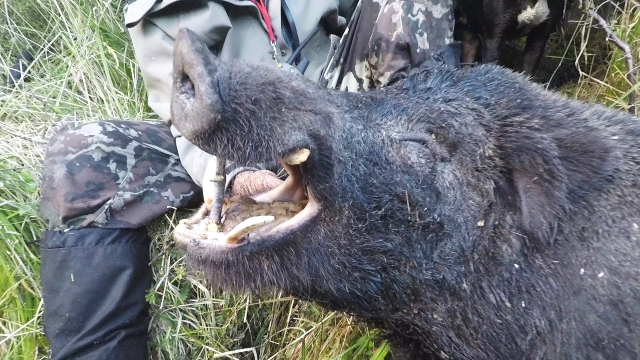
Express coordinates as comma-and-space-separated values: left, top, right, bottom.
225, 215, 275, 244
282, 148, 310, 165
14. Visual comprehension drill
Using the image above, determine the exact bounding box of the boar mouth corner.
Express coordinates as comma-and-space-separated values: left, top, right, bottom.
173, 154, 320, 251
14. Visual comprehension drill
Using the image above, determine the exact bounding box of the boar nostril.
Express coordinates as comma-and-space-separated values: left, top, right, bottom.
179, 73, 196, 100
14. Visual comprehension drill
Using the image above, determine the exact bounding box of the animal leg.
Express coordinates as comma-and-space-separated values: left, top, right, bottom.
460, 29, 481, 68
522, 26, 550, 75
481, 37, 501, 64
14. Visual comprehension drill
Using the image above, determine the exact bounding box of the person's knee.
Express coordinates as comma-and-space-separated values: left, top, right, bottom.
39, 120, 200, 230
40, 122, 111, 230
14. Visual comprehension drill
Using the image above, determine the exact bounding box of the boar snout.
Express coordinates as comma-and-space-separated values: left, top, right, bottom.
171, 28, 223, 140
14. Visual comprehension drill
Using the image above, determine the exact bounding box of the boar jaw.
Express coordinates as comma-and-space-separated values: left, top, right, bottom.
174, 160, 321, 249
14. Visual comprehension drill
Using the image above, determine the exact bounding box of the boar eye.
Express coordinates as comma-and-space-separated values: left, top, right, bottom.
394, 133, 450, 162
395, 133, 435, 146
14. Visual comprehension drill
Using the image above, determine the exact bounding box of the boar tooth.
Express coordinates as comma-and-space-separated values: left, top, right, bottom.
225, 215, 275, 244
282, 148, 310, 165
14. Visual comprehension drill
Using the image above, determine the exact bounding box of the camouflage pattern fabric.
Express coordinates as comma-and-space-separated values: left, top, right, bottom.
320, 0, 455, 91
39, 121, 202, 230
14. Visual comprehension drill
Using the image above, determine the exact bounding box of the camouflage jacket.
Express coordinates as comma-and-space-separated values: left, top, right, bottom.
321, 0, 454, 92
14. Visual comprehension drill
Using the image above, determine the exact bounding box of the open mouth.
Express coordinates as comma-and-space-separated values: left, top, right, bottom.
174, 149, 321, 248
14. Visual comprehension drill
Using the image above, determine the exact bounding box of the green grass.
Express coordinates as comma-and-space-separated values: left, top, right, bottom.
0, 0, 637, 359
577, 0, 640, 110
0, 167, 46, 358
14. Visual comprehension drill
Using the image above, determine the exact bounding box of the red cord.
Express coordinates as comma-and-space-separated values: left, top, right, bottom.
251, 0, 276, 43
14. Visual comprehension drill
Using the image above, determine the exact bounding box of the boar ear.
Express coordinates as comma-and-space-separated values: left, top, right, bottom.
499, 131, 569, 246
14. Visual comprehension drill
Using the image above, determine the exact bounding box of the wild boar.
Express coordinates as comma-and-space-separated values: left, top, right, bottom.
171, 28, 640, 359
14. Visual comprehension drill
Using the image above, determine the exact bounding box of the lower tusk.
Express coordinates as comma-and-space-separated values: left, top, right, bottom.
225, 215, 275, 243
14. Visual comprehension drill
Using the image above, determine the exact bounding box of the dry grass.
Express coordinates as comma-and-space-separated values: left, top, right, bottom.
0, 0, 637, 359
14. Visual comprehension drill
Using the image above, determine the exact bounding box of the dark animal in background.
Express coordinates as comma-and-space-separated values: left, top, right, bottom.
171, 29, 640, 359
6, 50, 33, 86
454, 0, 573, 74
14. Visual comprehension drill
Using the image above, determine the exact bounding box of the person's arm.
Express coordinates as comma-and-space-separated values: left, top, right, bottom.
367, 0, 455, 87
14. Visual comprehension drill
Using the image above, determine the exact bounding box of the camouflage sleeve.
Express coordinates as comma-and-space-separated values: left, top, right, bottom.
320, 0, 454, 92
39, 120, 203, 230
367, 0, 454, 88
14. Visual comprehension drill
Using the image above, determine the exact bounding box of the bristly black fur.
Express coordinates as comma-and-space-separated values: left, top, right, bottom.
171, 29, 640, 359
